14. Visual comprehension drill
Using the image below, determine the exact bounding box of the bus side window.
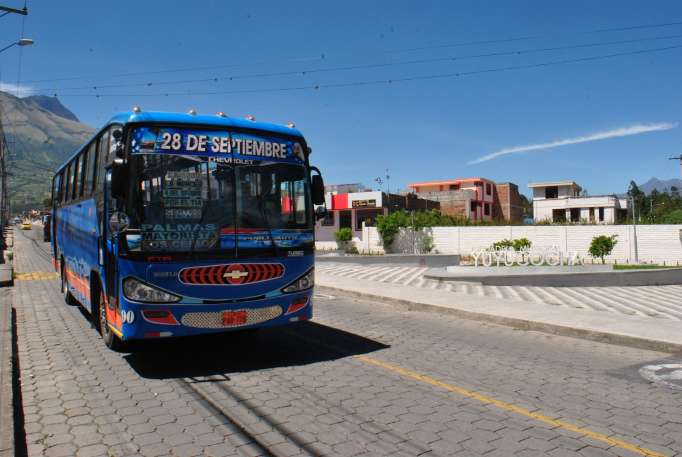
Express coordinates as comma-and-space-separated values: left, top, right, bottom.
78, 151, 87, 198
85, 141, 98, 195
65, 163, 72, 203
72, 156, 81, 200
53, 172, 63, 205
98, 129, 111, 169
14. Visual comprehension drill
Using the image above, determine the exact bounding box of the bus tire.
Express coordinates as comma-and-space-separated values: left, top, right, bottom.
61, 261, 76, 306
95, 285, 124, 351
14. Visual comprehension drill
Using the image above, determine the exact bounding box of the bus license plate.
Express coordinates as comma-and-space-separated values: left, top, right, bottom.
222, 310, 247, 326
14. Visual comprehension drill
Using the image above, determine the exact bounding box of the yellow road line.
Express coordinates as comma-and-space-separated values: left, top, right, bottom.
14, 272, 59, 281
356, 355, 667, 457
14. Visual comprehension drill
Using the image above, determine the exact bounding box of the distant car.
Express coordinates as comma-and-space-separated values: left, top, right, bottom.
43, 215, 51, 242
21, 221, 32, 230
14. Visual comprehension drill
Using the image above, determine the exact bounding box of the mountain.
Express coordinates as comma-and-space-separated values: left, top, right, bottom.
23, 95, 80, 122
639, 177, 682, 194
1, 91, 95, 211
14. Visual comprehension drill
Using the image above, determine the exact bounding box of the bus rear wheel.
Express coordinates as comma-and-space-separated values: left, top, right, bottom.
97, 289, 124, 351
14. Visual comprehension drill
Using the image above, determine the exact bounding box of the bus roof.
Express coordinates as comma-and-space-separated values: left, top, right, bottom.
56, 111, 306, 173
107, 111, 305, 138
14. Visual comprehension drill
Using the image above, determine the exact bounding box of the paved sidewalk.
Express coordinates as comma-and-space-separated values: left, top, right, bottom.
317, 263, 682, 320
0, 293, 14, 457
317, 271, 682, 353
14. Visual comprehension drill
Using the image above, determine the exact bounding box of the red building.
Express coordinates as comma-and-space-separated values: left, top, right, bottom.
408, 178, 522, 222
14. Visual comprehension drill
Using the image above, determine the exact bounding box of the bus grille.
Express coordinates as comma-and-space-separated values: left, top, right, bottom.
179, 263, 285, 285
180, 306, 283, 328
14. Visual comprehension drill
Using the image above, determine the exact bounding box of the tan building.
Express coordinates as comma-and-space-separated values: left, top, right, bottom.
529, 180, 628, 224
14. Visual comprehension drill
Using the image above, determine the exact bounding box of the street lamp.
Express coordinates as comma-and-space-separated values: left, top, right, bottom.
0, 38, 34, 54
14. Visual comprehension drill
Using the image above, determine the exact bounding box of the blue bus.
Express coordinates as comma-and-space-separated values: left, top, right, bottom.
51, 109, 325, 349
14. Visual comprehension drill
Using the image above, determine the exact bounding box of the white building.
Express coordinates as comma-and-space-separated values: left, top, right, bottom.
529, 180, 628, 224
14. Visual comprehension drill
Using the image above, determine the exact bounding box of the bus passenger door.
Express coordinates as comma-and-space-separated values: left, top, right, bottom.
103, 169, 119, 309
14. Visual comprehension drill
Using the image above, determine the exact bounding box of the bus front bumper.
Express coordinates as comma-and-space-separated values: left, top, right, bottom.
112, 290, 313, 340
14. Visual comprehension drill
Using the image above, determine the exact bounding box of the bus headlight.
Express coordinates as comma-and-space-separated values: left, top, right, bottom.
281, 268, 314, 293
123, 277, 181, 303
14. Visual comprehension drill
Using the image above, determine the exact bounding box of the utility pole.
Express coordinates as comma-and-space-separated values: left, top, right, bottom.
0, 2, 30, 231
668, 154, 682, 180
630, 195, 639, 264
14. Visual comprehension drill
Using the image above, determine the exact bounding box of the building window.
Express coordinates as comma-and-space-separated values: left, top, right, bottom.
449, 184, 459, 190
598, 207, 605, 222
356, 209, 383, 230
339, 210, 352, 229
552, 209, 566, 222
589, 207, 595, 222
545, 186, 559, 199
484, 203, 490, 216
321, 210, 335, 226
570, 208, 580, 222
486, 183, 492, 195
470, 201, 477, 212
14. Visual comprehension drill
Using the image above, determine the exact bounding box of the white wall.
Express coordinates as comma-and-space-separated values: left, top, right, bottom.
320, 224, 682, 263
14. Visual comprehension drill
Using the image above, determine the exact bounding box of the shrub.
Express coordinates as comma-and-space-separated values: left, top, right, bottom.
421, 235, 434, 253
334, 228, 352, 244
491, 238, 531, 251
512, 238, 532, 251
345, 245, 359, 255
588, 235, 618, 264
492, 239, 514, 250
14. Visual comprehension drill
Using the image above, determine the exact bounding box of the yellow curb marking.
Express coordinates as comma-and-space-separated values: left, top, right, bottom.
356, 355, 667, 457
15, 272, 59, 281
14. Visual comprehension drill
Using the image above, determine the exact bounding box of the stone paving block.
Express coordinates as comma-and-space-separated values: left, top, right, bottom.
10, 232, 682, 457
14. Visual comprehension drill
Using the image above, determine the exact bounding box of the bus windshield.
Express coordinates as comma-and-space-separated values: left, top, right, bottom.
124, 152, 313, 256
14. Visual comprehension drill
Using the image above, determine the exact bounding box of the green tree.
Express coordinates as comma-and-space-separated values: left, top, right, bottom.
588, 235, 618, 264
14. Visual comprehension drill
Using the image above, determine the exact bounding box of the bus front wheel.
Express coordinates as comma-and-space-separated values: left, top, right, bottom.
61, 263, 76, 306
97, 288, 124, 351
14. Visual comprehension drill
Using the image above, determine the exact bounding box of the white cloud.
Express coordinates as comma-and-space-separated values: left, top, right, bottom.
0, 82, 35, 97
468, 122, 678, 165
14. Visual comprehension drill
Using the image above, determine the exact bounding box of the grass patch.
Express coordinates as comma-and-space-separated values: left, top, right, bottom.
613, 264, 679, 270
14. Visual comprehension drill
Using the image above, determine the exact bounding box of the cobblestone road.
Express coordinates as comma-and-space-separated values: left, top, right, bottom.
9, 228, 682, 456
317, 262, 682, 320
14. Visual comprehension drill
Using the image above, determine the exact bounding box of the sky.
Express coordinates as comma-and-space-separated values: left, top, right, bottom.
1, 0, 681, 196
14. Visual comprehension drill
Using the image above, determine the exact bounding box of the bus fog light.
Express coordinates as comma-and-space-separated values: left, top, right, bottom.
123, 277, 181, 303
286, 296, 309, 314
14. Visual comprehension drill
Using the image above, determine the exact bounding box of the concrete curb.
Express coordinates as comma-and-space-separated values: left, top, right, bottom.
316, 254, 460, 267
0, 264, 13, 288
424, 266, 682, 287
317, 285, 682, 354
0, 296, 14, 457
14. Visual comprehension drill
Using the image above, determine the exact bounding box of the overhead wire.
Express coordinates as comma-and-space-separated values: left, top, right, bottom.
19, 18, 682, 87
31, 33, 682, 93
50, 42, 682, 98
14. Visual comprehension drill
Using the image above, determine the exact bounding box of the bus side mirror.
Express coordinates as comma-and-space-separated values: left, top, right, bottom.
110, 159, 128, 200
315, 206, 327, 220
310, 166, 325, 205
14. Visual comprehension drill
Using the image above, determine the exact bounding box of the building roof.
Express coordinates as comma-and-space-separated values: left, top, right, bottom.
528, 180, 582, 190
408, 177, 494, 188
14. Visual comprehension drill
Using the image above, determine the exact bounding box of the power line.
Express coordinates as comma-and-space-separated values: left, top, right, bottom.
590, 20, 682, 33
32, 33, 682, 93
21, 54, 328, 84
51, 42, 682, 98
19, 18, 682, 87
